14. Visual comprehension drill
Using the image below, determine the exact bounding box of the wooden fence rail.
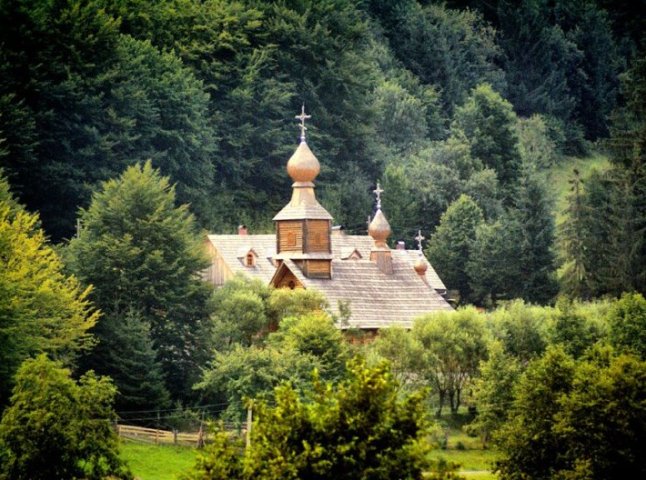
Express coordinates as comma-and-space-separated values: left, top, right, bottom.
116, 424, 212, 447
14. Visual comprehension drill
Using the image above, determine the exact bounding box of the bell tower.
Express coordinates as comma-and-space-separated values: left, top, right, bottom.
273, 106, 333, 279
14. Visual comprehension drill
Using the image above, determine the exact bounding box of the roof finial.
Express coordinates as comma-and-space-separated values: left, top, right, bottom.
373, 181, 384, 210
415, 229, 425, 252
295, 104, 311, 142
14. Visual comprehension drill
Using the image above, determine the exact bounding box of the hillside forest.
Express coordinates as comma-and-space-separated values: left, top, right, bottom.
0, 1, 645, 479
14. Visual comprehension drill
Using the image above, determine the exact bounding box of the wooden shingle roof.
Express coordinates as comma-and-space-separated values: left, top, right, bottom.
205, 233, 452, 328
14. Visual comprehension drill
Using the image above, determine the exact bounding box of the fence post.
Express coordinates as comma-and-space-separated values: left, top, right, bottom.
245, 405, 253, 450
173, 429, 178, 445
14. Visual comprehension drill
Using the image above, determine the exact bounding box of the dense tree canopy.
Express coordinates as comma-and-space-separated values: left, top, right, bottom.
0, 175, 96, 405
65, 161, 213, 402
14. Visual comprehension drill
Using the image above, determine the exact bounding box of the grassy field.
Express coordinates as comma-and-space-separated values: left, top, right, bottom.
120, 440, 198, 480
120, 424, 498, 480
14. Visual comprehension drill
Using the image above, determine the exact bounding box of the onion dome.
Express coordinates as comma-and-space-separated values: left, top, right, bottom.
287, 141, 320, 183
414, 255, 428, 275
368, 209, 391, 247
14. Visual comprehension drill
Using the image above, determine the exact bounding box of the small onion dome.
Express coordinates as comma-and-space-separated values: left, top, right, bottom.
287, 141, 320, 183
414, 256, 428, 275
368, 209, 391, 245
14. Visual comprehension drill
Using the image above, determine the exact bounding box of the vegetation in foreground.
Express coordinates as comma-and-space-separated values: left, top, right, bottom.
120, 442, 197, 480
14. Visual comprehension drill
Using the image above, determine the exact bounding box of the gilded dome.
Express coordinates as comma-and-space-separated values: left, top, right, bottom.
414, 256, 428, 275
368, 209, 391, 244
287, 141, 320, 183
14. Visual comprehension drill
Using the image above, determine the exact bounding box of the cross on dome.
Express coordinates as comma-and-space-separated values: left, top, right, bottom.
415, 229, 425, 252
373, 182, 384, 210
295, 104, 311, 142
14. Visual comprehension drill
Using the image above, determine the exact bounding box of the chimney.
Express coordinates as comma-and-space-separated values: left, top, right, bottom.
238, 225, 248, 235
396, 240, 405, 250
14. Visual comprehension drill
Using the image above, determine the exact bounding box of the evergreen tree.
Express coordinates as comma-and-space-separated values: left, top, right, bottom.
91, 309, 170, 417
426, 195, 484, 303
467, 214, 523, 305
468, 341, 521, 447
66, 161, 213, 401
513, 165, 558, 304
559, 168, 591, 298
368, 0, 505, 116
0, 0, 215, 239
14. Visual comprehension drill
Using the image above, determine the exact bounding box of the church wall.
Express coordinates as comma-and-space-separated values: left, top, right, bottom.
202, 240, 234, 286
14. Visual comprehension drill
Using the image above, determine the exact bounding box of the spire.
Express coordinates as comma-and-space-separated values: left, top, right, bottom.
413, 229, 428, 277
368, 181, 391, 248
285, 106, 320, 184
368, 181, 393, 274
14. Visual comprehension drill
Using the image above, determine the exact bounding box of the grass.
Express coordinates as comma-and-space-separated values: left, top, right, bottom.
427, 411, 500, 479
428, 448, 499, 472
120, 440, 198, 480
119, 417, 500, 480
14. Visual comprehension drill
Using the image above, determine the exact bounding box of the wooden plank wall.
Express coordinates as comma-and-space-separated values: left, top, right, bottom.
277, 220, 303, 252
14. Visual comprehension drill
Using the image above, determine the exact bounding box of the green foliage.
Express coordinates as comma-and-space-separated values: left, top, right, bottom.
188, 358, 435, 480
413, 309, 489, 415
0, 0, 215, 238
66, 161, 213, 401
0, 355, 131, 480
371, 1, 504, 116
517, 115, 558, 169
0, 177, 96, 405
93, 309, 170, 417
453, 84, 521, 194
195, 344, 318, 423
486, 300, 549, 363
512, 164, 558, 303
467, 341, 521, 447
495, 345, 577, 479
546, 299, 607, 358
268, 313, 349, 379
467, 214, 522, 305
375, 309, 488, 416
607, 292, 646, 358
427, 195, 484, 303
495, 345, 646, 479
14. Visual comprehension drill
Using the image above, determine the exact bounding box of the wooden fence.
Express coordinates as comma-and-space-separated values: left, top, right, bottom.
116, 424, 212, 447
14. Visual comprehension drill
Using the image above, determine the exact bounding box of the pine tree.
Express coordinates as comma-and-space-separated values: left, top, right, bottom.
559, 169, 591, 298
513, 165, 558, 303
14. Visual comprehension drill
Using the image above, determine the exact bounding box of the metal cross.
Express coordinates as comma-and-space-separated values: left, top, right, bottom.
373, 181, 384, 210
295, 104, 311, 142
415, 229, 425, 252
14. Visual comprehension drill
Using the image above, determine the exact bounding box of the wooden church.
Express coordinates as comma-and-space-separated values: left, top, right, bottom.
204, 109, 452, 331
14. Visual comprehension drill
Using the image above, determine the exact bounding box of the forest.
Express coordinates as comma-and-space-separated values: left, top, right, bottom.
0, 0, 645, 479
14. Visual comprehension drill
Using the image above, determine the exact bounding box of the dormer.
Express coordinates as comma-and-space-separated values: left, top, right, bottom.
340, 247, 363, 260
237, 247, 258, 267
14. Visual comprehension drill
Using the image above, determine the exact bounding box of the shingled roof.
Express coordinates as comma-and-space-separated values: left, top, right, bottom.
205, 233, 451, 329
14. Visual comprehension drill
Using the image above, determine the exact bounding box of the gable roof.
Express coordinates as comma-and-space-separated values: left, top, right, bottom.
206, 233, 452, 328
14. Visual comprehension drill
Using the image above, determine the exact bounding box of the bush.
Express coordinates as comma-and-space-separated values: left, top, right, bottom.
0, 355, 131, 480
187, 358, 441, 480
